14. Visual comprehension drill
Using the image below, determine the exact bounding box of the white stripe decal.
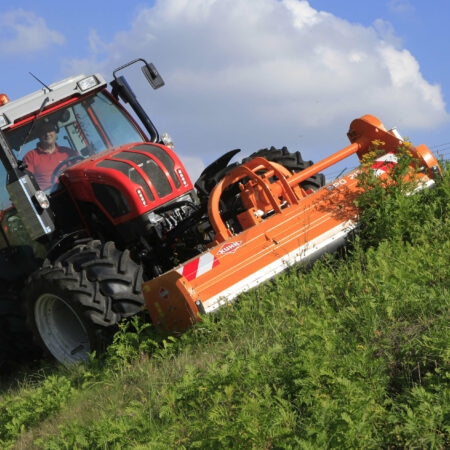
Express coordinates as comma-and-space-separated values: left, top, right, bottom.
196, 252, 215, 277
376, 153, 398, 163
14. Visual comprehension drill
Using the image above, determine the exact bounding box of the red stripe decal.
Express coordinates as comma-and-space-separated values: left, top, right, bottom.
371, 161, 396, 172
182, 258, 200, 281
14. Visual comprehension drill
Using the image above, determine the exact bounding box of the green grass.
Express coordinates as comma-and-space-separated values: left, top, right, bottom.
1, 159, 449, 449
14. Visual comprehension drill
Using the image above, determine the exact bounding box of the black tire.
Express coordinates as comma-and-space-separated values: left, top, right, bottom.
0, 291, 41, 373
196, 146, 326, 234
53, 239, 144, 319
25, 240, 145, 364
242, 146, 326, 192
202, 146, 325, 197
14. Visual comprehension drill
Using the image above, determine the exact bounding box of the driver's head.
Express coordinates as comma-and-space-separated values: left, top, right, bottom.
38, 121, 59, 147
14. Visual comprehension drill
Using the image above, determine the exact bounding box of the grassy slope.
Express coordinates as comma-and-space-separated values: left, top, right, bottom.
1, 161, 449, 449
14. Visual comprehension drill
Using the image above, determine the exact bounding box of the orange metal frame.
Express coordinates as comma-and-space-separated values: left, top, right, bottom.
142, 115, 441, 334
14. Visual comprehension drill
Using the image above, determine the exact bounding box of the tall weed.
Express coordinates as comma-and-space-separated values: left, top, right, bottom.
0, 375, 75, 448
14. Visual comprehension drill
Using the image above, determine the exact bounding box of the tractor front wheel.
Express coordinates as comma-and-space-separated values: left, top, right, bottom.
25, 240, 145, 364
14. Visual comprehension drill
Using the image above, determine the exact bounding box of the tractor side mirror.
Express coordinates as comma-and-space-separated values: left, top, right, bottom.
142, 63, 165, 90
111, 58, 163, 142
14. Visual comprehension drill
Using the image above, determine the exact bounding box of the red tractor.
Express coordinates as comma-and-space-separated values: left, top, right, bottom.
0, 59, 323, 364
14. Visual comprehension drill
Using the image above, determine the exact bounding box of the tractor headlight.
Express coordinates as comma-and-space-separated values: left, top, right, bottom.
137, 188, 147, 206
177, 169, 188, 186
35, 190, 50, 209
77, 76, 100, 92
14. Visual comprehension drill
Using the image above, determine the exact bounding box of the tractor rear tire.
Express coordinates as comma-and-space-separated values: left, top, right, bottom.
25, 240, 145, 364
205, 146, 325, 195
242, 146, 326, 192
200, 146, 326, 234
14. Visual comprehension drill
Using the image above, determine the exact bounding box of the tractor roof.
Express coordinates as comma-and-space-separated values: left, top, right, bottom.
0, 73, 107, 130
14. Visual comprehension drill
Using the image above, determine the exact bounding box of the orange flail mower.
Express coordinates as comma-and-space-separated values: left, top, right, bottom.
142, 114, 441, 334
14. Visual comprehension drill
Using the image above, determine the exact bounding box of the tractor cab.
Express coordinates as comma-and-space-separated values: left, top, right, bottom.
0, 59, 195, 280
5, 88, 148, 193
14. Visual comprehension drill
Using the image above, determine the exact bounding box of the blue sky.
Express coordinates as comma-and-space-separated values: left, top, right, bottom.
1, 0, 449, 180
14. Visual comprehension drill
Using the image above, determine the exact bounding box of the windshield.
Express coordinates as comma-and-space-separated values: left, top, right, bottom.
5, 91, 146, 191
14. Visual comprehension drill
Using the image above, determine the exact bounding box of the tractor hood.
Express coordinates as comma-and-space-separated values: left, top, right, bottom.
60, 142, 194, 223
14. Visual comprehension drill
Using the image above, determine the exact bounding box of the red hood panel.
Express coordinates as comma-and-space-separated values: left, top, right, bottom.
60, 142, 194, 223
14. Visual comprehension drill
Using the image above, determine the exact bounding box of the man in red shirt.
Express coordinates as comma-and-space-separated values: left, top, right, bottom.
23, 122, 77, 191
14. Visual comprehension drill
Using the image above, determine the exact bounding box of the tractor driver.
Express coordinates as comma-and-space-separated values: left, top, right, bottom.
23, 121, 77, 191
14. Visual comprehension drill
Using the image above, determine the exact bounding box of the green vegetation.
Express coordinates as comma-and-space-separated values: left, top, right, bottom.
1, 158, 449, 449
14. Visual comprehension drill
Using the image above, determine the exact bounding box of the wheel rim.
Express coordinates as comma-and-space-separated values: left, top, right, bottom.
34, 293, 92, 363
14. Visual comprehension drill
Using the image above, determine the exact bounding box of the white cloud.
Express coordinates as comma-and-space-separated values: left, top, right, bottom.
0, 9, 64, 54
283, 0, 327, 28
388, 0, 415, 14
373, 18, 403, 47
62, 0, 449, 166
